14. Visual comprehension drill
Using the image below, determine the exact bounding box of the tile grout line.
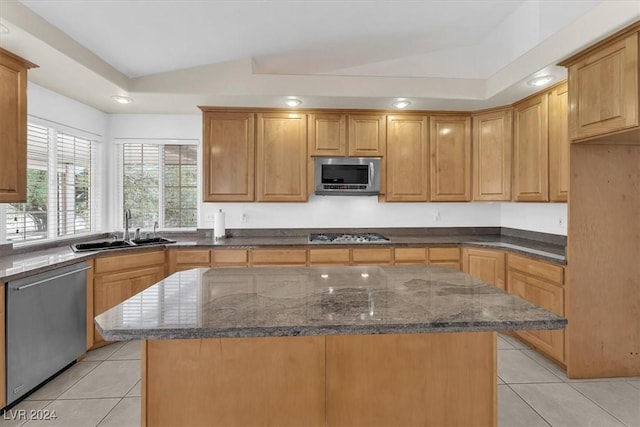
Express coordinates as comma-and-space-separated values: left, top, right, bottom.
94, 397, 125, 427
564, 381, 632, 427
504, 383, 553, 427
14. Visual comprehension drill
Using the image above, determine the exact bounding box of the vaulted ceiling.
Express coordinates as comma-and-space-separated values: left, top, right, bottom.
1, 0, 638, 114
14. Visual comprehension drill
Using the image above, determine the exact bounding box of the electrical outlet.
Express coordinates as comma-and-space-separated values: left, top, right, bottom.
433, 211, 440, 221
241, 213, 248, 223
558, 217, 565, 227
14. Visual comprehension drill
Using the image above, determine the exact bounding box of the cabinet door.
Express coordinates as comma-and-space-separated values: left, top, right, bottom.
568, 32, 638, 141
428, 247, 460, 270
549, 83, 569, 202
250, 248, 307, 266
507, 270, 564, 362
202, 112, 255, 202
393, 247, 427, 265
351, 248, 393, 265
347, 114, 386, 157
256, 113, 307, 202
308, 248, 350, 265
429, 115, 471, 201
308, 113, 346, 156
0, 49, 34, 203
212, 249, 249, 267
386, 115, 428, 201
472, 109, 512, 201
168, 249, 211, 274
513, 94, 549, 202
462, 248, 505, 289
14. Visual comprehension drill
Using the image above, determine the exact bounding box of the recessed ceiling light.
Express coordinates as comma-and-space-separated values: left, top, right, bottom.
111, 95, 134, 104
0, 24, 9, 34
392, 99, 411, 109
527, 75, 555, 87
285, 97, 302, 107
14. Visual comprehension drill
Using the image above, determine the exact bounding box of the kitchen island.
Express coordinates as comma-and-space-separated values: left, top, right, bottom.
95, 265, 566, 427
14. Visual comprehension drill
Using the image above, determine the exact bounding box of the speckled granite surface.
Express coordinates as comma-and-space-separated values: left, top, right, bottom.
95, 266, 567, 340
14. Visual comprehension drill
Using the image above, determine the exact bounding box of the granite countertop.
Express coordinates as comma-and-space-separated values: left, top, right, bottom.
0, 230, 566, 282
95, 265, 567, 340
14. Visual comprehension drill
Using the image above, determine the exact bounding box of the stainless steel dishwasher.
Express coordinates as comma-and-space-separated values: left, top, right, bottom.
6, 262, 89, 405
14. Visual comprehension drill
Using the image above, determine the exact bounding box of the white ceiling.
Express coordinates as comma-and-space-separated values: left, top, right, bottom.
1, 0, 639, 114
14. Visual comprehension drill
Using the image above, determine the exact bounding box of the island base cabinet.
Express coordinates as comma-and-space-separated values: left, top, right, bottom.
142, 332, 496, 427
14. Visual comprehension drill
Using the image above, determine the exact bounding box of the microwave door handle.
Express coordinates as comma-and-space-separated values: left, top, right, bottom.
369, 162, 374, 184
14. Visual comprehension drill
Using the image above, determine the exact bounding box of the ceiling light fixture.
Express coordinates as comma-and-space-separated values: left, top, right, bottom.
392, 99, 411, 109
527, 75, 555, 87
0, 24, 9, 34
285, 97, 302, 107
111, 95, 134, 104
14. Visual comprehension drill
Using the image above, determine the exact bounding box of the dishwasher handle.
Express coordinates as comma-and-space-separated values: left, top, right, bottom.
14, 266, 92, 291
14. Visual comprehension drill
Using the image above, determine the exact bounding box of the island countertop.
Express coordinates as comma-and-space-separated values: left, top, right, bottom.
95, 265, 567, 340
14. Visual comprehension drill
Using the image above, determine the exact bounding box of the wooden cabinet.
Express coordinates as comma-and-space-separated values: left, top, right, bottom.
562, 27, 639, 142
385, 115, 429, 201
212, 249, 249, 267
507, 254, 564, 363
429, 115, 471, 201
472, 109, 512, 201
250, 248, 308, 266
351, 248, 393, 265
548, 83, 569, 202
428, 247, 461, 270
347, 114, 386, 157
462, 248, 505, 289
93, 250, 166, 347
308, 113, 346, 156
513, 93, 549, 201
308, 248, 350, 265
202, 111, 255, 202
167, 249, 211, 274
0, 49, 37, 203
256, 113, 307, 202
393, 247, 428, 265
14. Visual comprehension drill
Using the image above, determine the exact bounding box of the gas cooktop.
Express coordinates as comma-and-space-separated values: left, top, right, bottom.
308, 232, 390, 244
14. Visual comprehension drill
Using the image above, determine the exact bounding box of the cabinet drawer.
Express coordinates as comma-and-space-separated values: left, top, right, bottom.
352, 248, 392, 265
251, 249, 307, 266
175, 250, 210, 265
309, 248, 350, 265
508, 254, 563, 285
95, 250, 165, 274
430, 261, 461, 270
393, 247, 427, 264
428, 247, 460, 262
212, 249, 248, 266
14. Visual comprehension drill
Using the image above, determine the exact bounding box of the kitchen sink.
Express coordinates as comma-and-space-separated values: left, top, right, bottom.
71, 237, 176, 252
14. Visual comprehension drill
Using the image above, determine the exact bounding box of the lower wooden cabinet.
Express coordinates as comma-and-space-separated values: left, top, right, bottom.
250, 248, 308, 267
393, 247, 428, 265
428, 247, 461, 270
462, 248, 505, 289
351, 248, 393, 265
93, 250, 166, 348
168, 249, 211, 274
308, 248, 350, 266
212, 249, 249, 267
506, 254, 565, 363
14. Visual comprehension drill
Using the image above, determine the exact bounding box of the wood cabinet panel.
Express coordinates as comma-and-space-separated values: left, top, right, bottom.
385, 115, 429, 201
566, 31, 638, 141
95, 250, 166, 274
308, 113, 346, 156
308, 248, 350, 265
514, 94, 549, 201
507, 254, 563, 285
462, 248, 505, 289
0, 49, 36, 203
250, 248, 307, 266
256, 113, 307, 202
168, 249, 211, 274
202, 112, 255, 201
347, 114, 386, 157
212, 249, 249, 267
428, 247, 460, 262
393, 247, 428, 265
549, 83, 569, 202
429, 115, 471, 201
472, 109, 512, 201
351, 248, 392, 265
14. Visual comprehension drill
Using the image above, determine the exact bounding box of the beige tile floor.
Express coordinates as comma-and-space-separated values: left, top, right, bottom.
1, 335, 638, 427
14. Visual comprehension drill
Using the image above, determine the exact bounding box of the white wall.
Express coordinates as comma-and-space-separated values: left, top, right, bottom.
500, 203, 567, 235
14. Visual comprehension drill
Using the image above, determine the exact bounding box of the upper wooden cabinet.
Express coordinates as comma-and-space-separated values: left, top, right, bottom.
513, 93, 549, 202
256, 113, 308, 202
308, 113, 347, 156
561, 27, 639, 142
202, 112, 255, 202
347, 114, 386, 157
385, 115, 429, 202
0, 49, 37, 203
471, 109, 513, 201
429, 115, 471, 202
548, 83, 569, 202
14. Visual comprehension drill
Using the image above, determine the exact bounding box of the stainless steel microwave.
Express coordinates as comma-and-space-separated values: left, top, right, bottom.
314, 157, 381, 196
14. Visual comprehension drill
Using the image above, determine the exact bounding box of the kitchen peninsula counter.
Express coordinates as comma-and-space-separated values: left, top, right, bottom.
95, 266, 566, 427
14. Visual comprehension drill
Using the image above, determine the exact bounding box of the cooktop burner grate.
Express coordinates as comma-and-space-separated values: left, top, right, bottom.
308, 232, 390, 244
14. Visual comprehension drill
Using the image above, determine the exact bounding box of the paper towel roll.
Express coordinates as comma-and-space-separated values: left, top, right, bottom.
214, 209, 226, 240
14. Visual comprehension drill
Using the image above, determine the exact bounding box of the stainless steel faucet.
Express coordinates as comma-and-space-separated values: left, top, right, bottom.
153, 221, 159, 237
124, 209, 132, 241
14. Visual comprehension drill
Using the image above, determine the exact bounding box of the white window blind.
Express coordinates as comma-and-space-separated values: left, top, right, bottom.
122, 143, 197, 229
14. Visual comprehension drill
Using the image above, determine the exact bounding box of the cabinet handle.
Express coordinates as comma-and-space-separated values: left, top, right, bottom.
15, 266, 92, 291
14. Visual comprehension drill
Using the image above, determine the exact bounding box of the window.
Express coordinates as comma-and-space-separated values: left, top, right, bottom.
5, 123, 100, 243
122, 143, 197, 229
